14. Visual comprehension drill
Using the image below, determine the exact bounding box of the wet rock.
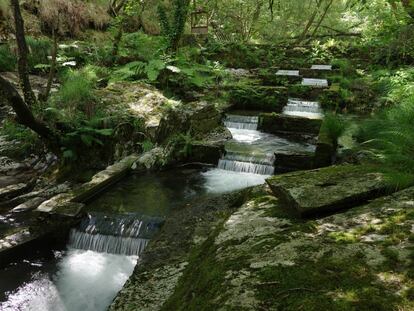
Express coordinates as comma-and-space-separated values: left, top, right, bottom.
266, 164, 387, 217
0, 183, 32, 201
259, 113, 322, 136
12, 197, 46, 213
274, 150, 315, 172
36, 193, 75, 213
188, 142, 224, 165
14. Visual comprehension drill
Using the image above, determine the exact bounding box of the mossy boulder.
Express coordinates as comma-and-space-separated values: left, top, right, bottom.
266, 164, 387, 217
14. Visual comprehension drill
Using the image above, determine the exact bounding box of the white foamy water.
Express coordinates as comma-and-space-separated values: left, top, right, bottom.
228, 128, 264, 143
283, 99, 323, 119
224, 115, 259, 131
202, 169, 269, 193
0, 249, 137, 311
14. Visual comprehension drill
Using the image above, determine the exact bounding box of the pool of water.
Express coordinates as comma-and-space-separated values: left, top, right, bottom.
0, 166, 268, 310
0, 249, 137, 311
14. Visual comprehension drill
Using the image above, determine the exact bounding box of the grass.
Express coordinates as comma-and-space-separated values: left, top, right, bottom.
52, 68, 98, 121
26, 36, 51, 71
0, 44, 16, 72
319, 113, 347, 148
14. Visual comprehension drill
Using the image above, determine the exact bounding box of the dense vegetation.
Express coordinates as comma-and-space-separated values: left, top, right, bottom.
0, 0, 413, 185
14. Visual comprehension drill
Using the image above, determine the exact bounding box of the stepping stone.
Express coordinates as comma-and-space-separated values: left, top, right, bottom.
267, 165, 387, 217
276, 70, 300, 76
302, 78, 329, 88
311, 65, 332, 70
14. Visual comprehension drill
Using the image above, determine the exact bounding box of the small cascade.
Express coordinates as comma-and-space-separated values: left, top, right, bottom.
218, 152, 275, 175
68, 213, 164, 256
302, 78, 328, 88
224, 115, 259, 130
283, 99, 323, 119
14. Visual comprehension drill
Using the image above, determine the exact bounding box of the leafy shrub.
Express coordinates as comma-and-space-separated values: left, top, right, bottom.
121, 32, 166, 62
332, 58, 355, 76
0, 120, 40, 158
319, 113, 347, 149
0, 44, 16, 72
26, 36, 51, 71
357, 99, 414, 190
61, 124, 113, 161
52, 68, 97, 120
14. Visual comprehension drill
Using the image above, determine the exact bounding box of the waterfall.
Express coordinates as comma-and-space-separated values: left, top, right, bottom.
283, 99, 323, 119
224, 115, 259, 130
68, 213, 164, 256
218, 152, 275, 175
302, 78, 328, 88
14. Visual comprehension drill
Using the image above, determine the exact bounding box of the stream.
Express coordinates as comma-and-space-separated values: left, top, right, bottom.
0, 111, 315, 311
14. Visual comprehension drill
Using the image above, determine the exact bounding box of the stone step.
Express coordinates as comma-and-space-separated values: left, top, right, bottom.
266, 164, 388, 217
259, 113, 322, 136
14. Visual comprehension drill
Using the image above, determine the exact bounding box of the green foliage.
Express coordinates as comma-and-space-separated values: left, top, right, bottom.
141, 139, 154, 153
0, 120, 40, 158
157, 0, 190, 51
111, 59, 167, 82
227, 79, 285, 112
358, 99, 414, 190
175, 132, 194, 157
52, 68, 97, 120
26, 36, 51, 71
61, 121, 113, 162
332, 58, 355, 76
320, 113, 347, 148
121, 32, 167, 62
0, 44, 16, 72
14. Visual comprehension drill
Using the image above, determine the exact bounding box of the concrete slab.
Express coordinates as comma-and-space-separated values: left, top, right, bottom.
276, 70, 300, 76
311, 65, 332, 70
267, 165, 387, 217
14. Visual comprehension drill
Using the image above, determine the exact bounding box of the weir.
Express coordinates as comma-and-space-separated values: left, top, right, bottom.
68, 213, 164, 256
283, 98, 323, 119
224, 115, 259, 130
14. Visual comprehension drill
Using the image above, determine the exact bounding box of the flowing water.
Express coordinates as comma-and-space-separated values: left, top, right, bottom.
0, 112, 317, 310
283, 98, 323, 119
202, 113, 315, 192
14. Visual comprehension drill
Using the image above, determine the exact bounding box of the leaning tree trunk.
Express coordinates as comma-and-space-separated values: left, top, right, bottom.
295, 0, 323, 45
309, 0, 334, 39
10, 0, 37, 106
0, 75, 61, 150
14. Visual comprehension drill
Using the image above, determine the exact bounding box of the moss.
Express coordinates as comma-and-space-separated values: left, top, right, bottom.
161, 224, 251, 311
256, 253, 407, 311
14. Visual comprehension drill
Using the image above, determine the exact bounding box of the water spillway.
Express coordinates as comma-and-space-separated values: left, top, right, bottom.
218, 152, 275, 175
68, 213, 164, 256
224, 114, 259, 130
283, 98, 323, 119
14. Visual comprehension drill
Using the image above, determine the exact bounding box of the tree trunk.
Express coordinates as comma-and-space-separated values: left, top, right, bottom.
295, 0, 323, 44
0, 75, 60, 149
309, 0, 334, 38
10, 0, 37, 106
401, 0, 414, 19
40, 28, 58, 102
